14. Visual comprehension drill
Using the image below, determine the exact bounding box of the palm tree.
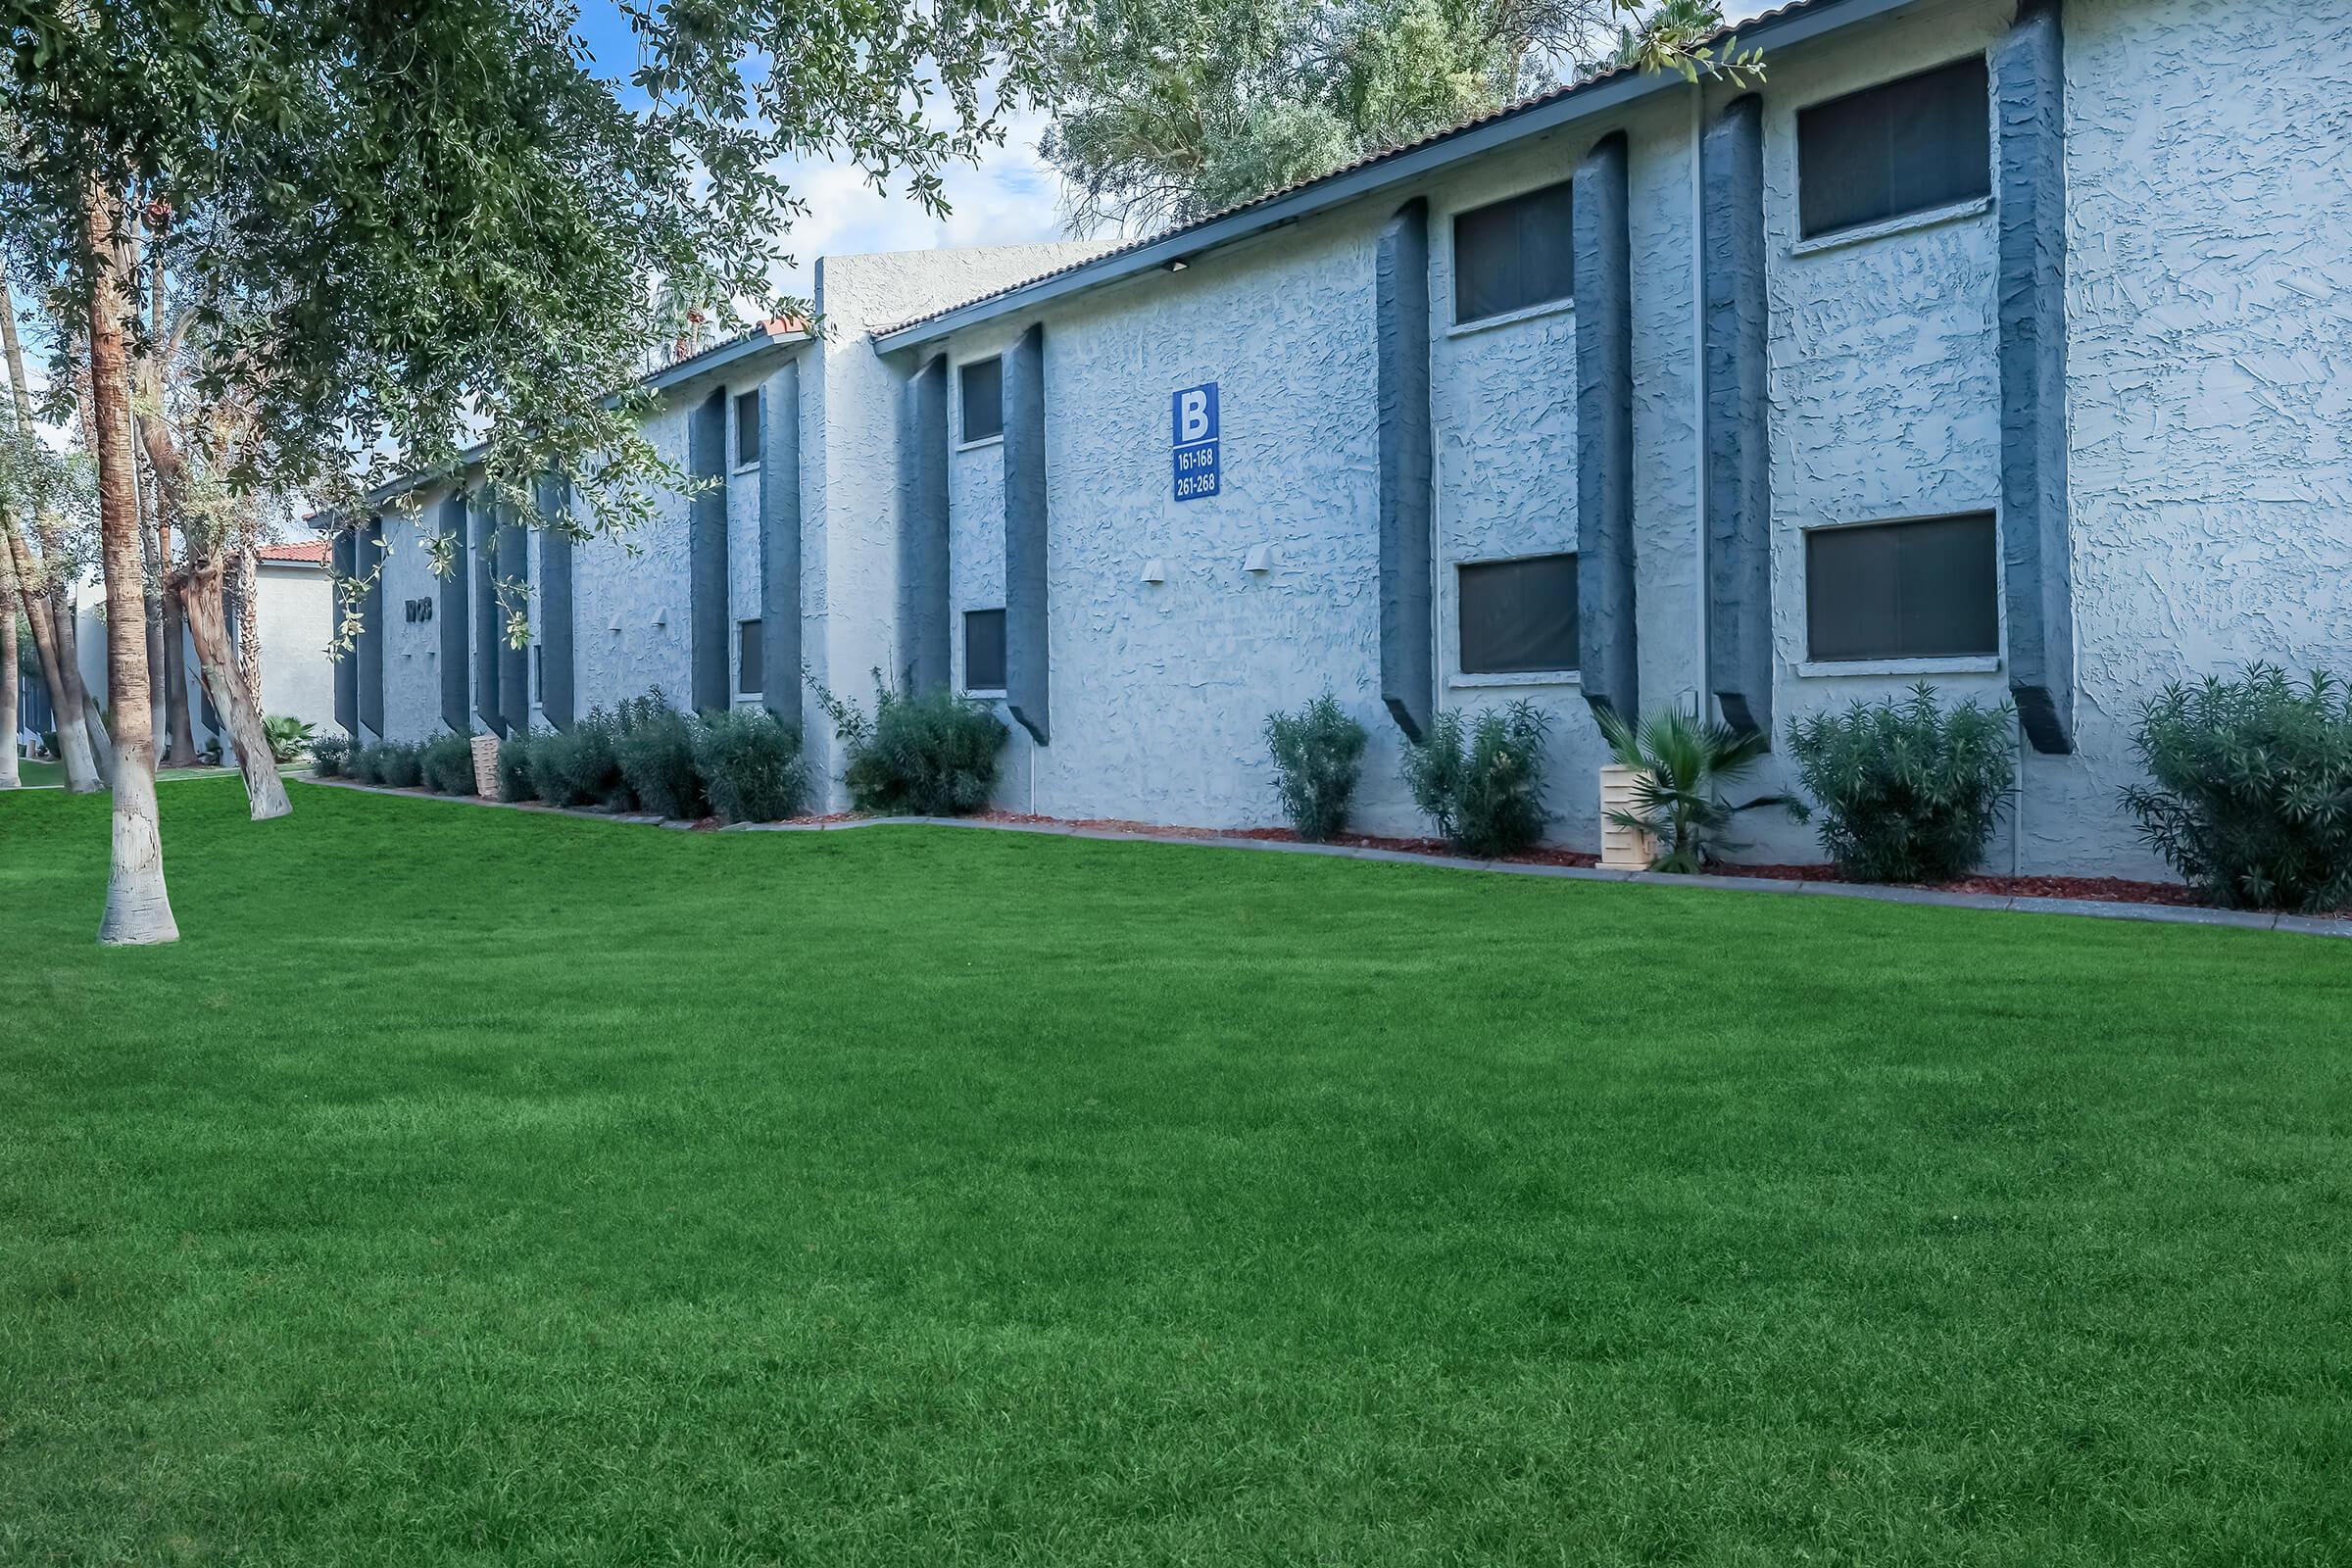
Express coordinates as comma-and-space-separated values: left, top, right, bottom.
1597, 708, 1786, 873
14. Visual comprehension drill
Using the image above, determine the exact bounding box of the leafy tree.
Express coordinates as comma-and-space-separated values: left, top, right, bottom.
2, 0, 1061, 944
1044, 0, 1759, 231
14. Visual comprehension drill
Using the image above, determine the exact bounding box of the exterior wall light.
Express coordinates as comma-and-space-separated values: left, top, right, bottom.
1141, 558, 1166, 584
1244, 544, 1274, 573
1164, 258, 1189, 272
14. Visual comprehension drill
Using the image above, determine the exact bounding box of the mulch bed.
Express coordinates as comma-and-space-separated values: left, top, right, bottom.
976, 810, 2230, 906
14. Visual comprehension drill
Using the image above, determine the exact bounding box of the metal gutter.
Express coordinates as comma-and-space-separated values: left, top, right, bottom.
872, 0, 1928, 354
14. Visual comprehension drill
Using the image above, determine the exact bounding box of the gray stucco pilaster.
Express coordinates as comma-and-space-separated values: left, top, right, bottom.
536, 475, 574, 731
1996, 0, 2076, 755
688, 387, 729, 713
898, 354, 952, 692
332, 528, 357, 736
357, 518, 385, 738
1702, 95, 1773, 737
1004, 322, 1050, 746
760, 360, 803, 727
1376, 199, 1435, 741
472, 492, 501, 735
1574, 132, 1638, 724
438, 491, 468, 733
497, 502, 530, 739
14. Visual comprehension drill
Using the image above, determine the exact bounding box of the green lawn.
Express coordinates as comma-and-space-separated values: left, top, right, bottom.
3, 780, 2348, 1566
11, 757, 61, 787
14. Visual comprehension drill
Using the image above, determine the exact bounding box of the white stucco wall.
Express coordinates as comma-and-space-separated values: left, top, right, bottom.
256, 562, 335, 732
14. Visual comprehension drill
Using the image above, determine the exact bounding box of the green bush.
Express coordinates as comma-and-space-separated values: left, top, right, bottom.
263, 714, 318, 763
2122, 664, 2352, 911
1264, 692, 1367, 841
1401, 700, 1550, 857
534, 709, 630, 809
813, 668, 1007, 816
358, 740, 421, 788
310, 734, 352, 777
1785, 685, 2013, 883
690, 708, 808, 823
497, 731, 541, 803
349, 742, 385, 784
419, 732, 477, 795
613, 689, 708, 819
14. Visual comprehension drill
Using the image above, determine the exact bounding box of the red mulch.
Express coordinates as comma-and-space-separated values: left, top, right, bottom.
971, 810, 2234, 906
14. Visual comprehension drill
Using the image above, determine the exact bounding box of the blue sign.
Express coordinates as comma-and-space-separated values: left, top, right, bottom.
1171, 381, 1220, 502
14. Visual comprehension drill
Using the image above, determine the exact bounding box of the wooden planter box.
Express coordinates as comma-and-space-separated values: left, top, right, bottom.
1598, 763, 1657, 871
470, 734, 502, 799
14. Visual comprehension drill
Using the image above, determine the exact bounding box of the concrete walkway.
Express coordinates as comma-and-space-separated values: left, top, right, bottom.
296, 776, 2352, 940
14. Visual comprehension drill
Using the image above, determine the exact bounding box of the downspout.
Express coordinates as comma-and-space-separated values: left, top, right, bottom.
1690, 81, 1710, 721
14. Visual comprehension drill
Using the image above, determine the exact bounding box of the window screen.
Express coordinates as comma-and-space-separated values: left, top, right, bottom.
1797, 57, 1991, 238
1805, 514, 1998, 662
734, 390, 761, 466
1453, 181, 1575, 325
959, 358, 1004, 444
963, 608, 1007, 691
1458, 554, 1579, 674
738, 619, 763, 694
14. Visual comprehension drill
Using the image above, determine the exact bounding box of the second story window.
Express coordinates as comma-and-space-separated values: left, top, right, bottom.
959, 357, 1004, 444
733, 390, 761, 467
1452, 180, 1575, 325
1797, 57, 1991, 239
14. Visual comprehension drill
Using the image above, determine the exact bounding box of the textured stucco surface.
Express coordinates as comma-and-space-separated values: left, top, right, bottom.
254, 563, 335, 732
342, 0, 2352, 870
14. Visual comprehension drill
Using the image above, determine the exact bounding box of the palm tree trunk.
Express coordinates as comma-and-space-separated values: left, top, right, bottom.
182, 554, 289, 820
85, 180, 177, 946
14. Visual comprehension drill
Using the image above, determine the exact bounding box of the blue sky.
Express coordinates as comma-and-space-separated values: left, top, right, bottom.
569, 0, 1070, 304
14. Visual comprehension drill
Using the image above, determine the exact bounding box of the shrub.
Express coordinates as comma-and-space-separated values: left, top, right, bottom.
264, 714, 318, 762
310, 734, 352, 777
358, 740, 421, 788
1401, 700, 1551, 857
813, 667, 1007, 816
497, 731, 541, 803
2122, 664, 2352, 911
419, 732, 477, 795
1785, 685, 2015, 883
534, 709, 630, 809
1600, 708, 1785, 874
691, 708, 808, 823
348, 742, 384, 784
1264, 692, 1368, 841
613, 689, 708, 819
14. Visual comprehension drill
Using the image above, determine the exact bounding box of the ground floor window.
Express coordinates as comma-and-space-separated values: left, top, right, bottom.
963, 608, 1006, 692
1804, 513, 1998, 662
738, 619, 763, 695
1457, 553, 1579, 675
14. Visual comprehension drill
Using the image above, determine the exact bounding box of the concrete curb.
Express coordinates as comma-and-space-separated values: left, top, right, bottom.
293, 777, 2349, 939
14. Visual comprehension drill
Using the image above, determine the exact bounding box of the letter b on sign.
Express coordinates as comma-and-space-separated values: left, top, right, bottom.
1172, 382, 1218, 446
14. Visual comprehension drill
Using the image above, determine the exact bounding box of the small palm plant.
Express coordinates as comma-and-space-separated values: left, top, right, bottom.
263, 713, 318, 762
1597, 708, 1785, 873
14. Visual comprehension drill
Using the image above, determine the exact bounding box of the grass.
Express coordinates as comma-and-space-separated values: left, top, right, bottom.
3, 779, 2348, 1567
12, 757, 61, 787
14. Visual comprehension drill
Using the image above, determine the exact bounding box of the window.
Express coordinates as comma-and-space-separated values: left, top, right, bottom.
1797, 57, 1991, 238
1457, 554, 1579, 674
532, 646, 543, 702
959, 357, 1004, 444
738, 619, 763, 695
1805, 513, 1999, 662
733, 390, 761, 467
1452, 181, 1575, 325
963, 608, 1006, 691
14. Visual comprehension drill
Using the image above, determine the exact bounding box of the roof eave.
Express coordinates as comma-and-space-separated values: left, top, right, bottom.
872, 0, 1921, 354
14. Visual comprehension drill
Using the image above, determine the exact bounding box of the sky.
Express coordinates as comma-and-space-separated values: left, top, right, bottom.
567, 0, 1075, 306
